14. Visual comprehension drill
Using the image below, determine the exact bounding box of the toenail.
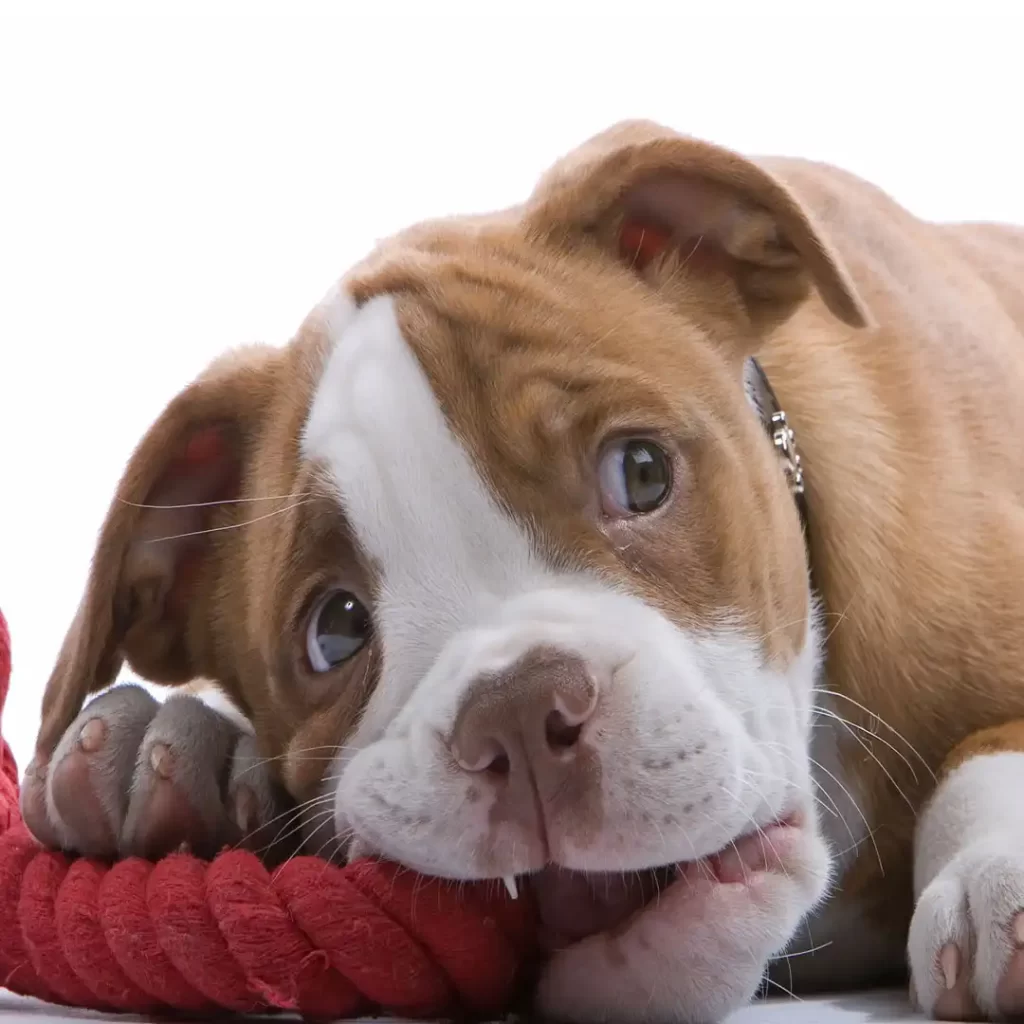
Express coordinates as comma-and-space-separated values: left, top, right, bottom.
1014, 912, 1024, 947
79, 719, 106, 753
233, 785, 256, 834
939, 943, 960, 990
149, 743, 174, 778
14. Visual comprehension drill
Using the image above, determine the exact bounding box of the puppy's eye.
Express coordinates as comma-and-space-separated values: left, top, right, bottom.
306, 589, 372, 673
598, 438, 673, 516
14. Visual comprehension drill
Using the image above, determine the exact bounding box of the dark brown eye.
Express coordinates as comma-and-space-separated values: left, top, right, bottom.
306, 589, 372, 673
598, 438, 673, 516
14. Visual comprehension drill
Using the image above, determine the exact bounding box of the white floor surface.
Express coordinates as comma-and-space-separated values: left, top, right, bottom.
0, 989, 922, 1022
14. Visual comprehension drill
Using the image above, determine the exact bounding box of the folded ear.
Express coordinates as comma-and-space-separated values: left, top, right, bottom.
526, 119, 870, 335
36, 346, 282, 756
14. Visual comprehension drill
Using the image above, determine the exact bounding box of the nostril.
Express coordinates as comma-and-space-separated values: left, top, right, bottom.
454, 736, 512, 775
545, 709, 583, 750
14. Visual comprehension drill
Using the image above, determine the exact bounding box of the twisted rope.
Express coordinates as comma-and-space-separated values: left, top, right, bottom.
0, 608, 535, 1018
0, 612, 16, 835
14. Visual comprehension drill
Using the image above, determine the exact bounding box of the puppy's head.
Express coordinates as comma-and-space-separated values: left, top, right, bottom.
40, 121, 866, 984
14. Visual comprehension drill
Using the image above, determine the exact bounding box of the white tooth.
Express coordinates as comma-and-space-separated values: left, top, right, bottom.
502, 875, 519, 900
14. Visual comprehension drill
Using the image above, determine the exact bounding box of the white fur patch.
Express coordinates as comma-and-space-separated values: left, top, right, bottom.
309, 278, 358, 341
189, 686, 254, 735
304, 294, 548, 736
914, 752, 1024, 893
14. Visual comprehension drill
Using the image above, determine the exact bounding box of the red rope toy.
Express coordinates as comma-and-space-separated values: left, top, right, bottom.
0, 608, 536, 1018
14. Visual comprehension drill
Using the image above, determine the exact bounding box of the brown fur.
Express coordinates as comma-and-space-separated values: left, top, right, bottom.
36, 120, 1024, 975
754, 159, 1024, 944
938, 721, 1024, 779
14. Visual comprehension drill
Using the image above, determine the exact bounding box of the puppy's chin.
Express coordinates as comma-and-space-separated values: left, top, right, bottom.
534, 817, 831, 1024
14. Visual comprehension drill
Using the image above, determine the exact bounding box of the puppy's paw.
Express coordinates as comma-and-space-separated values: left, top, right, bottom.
535, 821, 830, 1023
909, 841, 1024, 1021
20, 685, 294, 861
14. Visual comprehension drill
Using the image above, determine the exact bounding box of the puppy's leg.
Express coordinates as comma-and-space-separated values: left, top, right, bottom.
909, 722, 1024, 1020
21, 685, 294, 861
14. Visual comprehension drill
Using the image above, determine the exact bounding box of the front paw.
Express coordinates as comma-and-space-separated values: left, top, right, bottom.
535, 821, 830, 1023
909, 841, 1024, 1021
20, 685, 294, 861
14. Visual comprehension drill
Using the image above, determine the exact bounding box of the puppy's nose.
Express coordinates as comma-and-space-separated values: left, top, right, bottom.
450, 651, 599, 776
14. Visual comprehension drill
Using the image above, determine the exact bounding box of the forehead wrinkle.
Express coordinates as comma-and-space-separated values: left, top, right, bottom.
380, 266, 693, 421
349, 227, 730, 446
402, 310, 682, 498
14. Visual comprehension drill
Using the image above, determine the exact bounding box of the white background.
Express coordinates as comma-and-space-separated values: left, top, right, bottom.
1, 3, 1022, 776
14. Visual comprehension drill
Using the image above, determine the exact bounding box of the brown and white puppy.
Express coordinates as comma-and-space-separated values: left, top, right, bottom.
21, 120, 1024, 1022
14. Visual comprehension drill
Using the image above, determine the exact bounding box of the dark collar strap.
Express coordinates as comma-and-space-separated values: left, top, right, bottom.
744, 357, 809, 534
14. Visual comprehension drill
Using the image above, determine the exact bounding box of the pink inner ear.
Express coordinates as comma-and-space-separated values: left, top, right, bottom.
619, 217, 733, 280
619, 219, 673, 270
182, 426, 227, 467
163, 425, 238, 501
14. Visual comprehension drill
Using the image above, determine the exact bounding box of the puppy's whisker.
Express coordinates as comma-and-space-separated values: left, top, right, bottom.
771, 938, 835, 961
234, 740, 369, 778
234, 752, 346, 778
761, 975, 803, 1003
812, 705, 922, 786
270, 805, 335, 856
751, 606, 852, 647
813, 706, 917, 817
709, 786, 791, 885
237, 792, 335, 851
750, 739, 850, 829
810, 687, 935, 781
248, 743, 341, 753
310, 826, 347, 865
771, 768, 843, 823
119, 491, 314, 510
754, 732, 879, 870
144, 499, 312, 543
831, 825, 883, 861
274, 811, 336, 870
805, 754, 883, 875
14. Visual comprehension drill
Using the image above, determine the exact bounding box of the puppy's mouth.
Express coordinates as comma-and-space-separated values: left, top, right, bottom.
530, 864, 675, 948
527, 815, 799, 949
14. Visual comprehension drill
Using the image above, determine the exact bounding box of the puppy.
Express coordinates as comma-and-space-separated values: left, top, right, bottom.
21, 120, 1024, 1022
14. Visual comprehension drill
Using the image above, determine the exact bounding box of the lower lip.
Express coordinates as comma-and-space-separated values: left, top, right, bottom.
532, 813, 803, 951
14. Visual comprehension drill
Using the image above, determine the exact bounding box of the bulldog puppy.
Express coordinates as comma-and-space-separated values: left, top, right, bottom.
21, 121, 1024, 1022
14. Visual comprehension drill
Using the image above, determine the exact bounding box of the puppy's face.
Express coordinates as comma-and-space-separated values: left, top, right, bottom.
40, 121, 867, 1016
308, 271, 814, 881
